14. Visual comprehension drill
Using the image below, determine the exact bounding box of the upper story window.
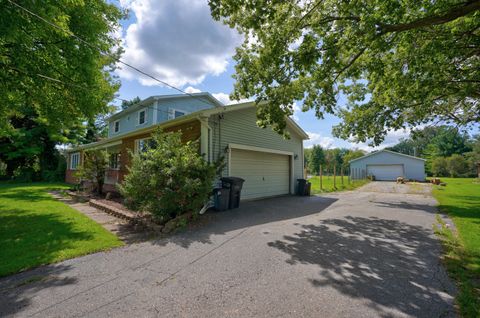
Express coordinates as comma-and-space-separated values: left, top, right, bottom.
113, 120, 120, 133
70, 152, 80, 170
174, 110, 186, 118
168, 108, 188, 120
109, 153, 120, 169
138, 109, 146, 125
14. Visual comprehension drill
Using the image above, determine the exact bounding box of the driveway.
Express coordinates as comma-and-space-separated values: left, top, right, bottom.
0, 182, 455, 317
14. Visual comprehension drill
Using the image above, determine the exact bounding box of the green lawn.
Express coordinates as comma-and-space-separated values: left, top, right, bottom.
0, 183, 123, 277
432, 178, 480, 317
308, 175, 369, 194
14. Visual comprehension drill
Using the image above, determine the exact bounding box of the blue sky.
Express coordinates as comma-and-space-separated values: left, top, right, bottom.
112, 0, 417, 151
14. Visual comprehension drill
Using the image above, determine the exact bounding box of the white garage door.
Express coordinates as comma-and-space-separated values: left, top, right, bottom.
367, 164, 404, 181
230, 149, 290, 200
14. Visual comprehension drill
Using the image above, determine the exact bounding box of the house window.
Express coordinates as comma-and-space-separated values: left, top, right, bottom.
135, 138, 152, 153
174, 110, 186, 118
168, 108, 188, 120
138, 109, 146, 125
113, 120, 120, 133
70, 152, 80, 170
109, 153, 120, 169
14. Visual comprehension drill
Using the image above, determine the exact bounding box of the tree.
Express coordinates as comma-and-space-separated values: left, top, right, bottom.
446, 154, 469, 177
75, 149, 109, 195
121, 96, 141, 110
308, 145, 325, 175
422, 126, 472, 158
209, 0, 480, 144
387, 139, 417, 157
120, 129, 218, 222
0, 106, 65, 181
342, 149, 365, 169
431, 157, 449, 177
0, 1, 123, 133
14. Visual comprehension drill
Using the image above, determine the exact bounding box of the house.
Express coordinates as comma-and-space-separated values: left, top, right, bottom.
65, 93, 309, 200
349, 149, 426, 181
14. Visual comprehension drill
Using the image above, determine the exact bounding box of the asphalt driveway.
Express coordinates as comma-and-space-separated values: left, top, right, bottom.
0, 182, 456, 317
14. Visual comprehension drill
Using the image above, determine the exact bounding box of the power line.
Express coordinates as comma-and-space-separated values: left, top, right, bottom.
7, 0, 218, 109
14, 66, 183, 117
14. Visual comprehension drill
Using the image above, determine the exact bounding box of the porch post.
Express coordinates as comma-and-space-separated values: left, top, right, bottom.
199, 117, 210, 161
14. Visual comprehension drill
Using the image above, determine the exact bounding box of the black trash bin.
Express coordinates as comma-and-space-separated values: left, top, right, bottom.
297, 179, 307, 195
213, 188, 230, 211
305, 182, 311, 196
221, 177, 245, 209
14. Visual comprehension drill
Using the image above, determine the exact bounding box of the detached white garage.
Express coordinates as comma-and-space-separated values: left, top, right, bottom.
349, 150, 426, 181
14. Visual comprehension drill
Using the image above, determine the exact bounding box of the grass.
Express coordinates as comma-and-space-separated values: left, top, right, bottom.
307, 175, 369, 194
0, 182, 123, 277
432, 178, 480, 317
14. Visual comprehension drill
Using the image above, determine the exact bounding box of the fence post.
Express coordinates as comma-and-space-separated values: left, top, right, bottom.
341, 166, 344, 187
333, 163, 337, 189
319, 164, 323, 190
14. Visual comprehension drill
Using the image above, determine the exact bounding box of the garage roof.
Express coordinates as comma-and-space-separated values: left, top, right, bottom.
349, 149, 426, 163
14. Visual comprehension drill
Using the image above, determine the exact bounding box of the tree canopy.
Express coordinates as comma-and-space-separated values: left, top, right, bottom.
307, 145, 325, 174
209, 0, 480, 144
121, 96, 141, 110
386, 125, 478, 176
0, 0, 123, 136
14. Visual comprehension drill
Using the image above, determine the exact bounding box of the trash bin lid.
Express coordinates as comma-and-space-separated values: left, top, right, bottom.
221, 176, 245, 184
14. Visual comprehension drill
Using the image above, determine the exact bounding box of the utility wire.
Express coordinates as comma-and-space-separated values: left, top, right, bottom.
7, 0, 219, 109
14, 66, 188, 118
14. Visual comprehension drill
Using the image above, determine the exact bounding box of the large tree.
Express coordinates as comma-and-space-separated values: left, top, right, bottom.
0, 0, 123, 134
209, 0, 480, 144
308, 145, 325, 174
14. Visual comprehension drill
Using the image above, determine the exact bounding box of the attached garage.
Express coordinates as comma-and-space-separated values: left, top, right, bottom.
350, 150, 426, 181
230, 147, 292, 200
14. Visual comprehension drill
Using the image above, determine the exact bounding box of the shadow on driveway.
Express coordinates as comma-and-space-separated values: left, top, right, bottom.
268, 215, 455, 317
157, 195, 338, 248
0, 264, 77, 317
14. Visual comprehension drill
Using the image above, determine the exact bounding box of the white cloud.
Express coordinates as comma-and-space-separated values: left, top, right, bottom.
212, 93, 231, 105
117, 0, 242, 87
212, 92, 253, 105
305, 132, 335, 149
347, 129, 411, 151
184, 86, 201, 94
291, 102, 302, 122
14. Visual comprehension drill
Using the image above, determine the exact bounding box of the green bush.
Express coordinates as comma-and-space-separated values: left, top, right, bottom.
41, 153, 67, 182
431, 157, 448, 177
75, 150, 109, 195
119, 129, 218, 222
446, 154, 469, 177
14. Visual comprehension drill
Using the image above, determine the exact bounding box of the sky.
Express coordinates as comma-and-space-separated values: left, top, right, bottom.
112, 0, 415, 152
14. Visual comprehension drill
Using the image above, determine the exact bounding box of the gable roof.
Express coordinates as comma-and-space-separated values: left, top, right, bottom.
349, 149, 426, 163
201, 101, 309, 140
107, 92, 223, 122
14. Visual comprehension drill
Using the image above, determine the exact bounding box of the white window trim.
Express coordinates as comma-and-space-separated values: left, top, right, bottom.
109, 153, 121, 170
168, 108, 189, 120
134, 137, 152, 153
70, 152, 80, 170
113, 120, 120, 134
137, 109, 147, 126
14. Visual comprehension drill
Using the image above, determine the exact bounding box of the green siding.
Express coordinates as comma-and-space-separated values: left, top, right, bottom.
209, 107, 304, 192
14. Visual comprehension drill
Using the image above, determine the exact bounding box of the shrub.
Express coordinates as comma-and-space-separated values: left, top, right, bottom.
41, 153, 67, 182
119, 129, 218, 222
75, 150, 109, 195
431, 157, 448, 177
446, 154, 468, 177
